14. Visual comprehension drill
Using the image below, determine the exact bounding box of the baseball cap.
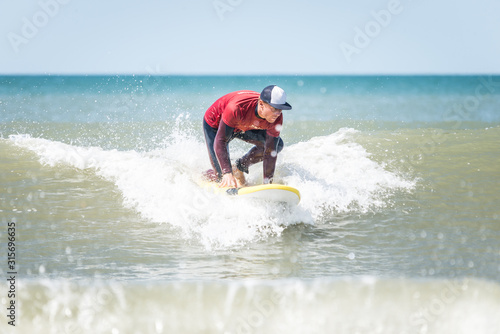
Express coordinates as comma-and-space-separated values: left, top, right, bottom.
260, 85, 292, 110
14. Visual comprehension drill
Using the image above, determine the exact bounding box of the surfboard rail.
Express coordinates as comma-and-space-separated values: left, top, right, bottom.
200, 181, 301, 205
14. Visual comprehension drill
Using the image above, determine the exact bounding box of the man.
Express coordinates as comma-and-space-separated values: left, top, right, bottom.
203, 85, 292, 188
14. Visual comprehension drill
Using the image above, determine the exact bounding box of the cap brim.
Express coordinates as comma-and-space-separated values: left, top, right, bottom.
269, 102, 292, 110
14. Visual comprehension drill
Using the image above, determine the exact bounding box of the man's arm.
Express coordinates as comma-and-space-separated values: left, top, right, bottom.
214, 120, 238, 188
214, 120, 234, 174
262, 135, 280, 184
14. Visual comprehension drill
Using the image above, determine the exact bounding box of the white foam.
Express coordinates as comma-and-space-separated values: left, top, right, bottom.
279, 128, 415, 218
8, 133, 305, 249
9, 127, 414, 249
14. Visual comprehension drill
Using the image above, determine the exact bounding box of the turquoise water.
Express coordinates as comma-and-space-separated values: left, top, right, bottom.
1, 75, 500, 333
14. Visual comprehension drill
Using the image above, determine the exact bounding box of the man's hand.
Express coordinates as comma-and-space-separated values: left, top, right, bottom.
219, 173, 238, 188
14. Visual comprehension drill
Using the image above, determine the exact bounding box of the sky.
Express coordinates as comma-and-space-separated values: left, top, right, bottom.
1, 0, 499, 75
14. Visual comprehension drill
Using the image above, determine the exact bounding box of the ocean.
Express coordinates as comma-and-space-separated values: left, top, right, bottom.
1, 75, 500, 333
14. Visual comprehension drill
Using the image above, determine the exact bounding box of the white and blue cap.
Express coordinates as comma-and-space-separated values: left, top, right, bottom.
260, 85, 292, 110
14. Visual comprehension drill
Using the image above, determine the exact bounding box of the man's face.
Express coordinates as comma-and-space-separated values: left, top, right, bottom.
259, 101, 282, 123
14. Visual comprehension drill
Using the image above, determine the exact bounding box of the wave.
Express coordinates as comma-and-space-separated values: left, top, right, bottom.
7, 127, 414, 249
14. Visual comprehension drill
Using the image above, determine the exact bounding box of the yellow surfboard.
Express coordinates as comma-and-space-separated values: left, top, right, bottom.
201, 182, 301, 205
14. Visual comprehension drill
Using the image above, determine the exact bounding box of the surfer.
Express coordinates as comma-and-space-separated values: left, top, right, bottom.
203, 85, 292, 188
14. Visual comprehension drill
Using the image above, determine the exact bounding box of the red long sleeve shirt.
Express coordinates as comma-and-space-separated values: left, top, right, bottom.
204, 90, 283, 178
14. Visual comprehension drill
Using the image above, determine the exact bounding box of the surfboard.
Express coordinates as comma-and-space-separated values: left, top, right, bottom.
201, 182, 301, 205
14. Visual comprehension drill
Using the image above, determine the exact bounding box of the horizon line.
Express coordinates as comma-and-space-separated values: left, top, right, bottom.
1, 72, 500, 77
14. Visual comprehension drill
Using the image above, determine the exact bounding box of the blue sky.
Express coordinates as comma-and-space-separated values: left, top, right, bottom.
1, 0, 499, 75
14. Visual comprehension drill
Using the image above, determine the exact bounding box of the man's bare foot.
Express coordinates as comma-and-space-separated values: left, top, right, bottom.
232, 165, 247, 187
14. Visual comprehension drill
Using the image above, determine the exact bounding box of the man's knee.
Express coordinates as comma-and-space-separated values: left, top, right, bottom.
276, 137, 284, 153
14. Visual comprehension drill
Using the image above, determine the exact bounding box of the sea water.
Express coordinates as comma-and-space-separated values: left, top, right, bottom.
1, 75, 500, 333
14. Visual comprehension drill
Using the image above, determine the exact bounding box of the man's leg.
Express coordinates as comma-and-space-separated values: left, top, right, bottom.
234, 130, 284, 174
